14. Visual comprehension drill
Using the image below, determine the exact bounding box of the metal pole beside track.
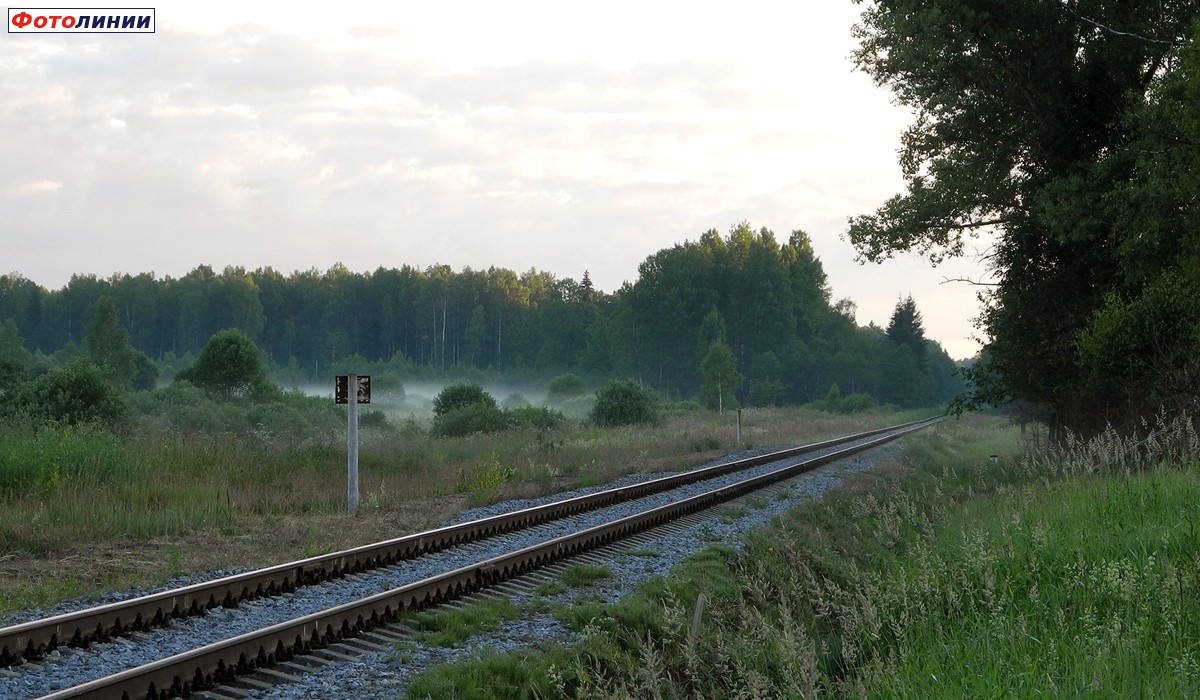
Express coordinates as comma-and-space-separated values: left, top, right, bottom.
348, 373, 359, 515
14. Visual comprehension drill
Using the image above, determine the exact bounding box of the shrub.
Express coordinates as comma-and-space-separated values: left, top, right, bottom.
432, 382, 497, 418
590, 380, 659, 427
811, 383, 843, 412
501, 392, 531, 409
506, 405, 567, 431
358, 409, 390, 429
660, 399, 702, 419
0, 360, 29, 413
556, 395, 597, 421
176, 329, 278, 401
247, 402, 312, 437
546, 373, 587, 404
839, 392, 876, 414
14, 360, 127, 428
432, 402, 509, 437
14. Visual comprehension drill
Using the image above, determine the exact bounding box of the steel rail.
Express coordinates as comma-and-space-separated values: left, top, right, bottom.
0, 416, 936, 667
36, 416, 942, 700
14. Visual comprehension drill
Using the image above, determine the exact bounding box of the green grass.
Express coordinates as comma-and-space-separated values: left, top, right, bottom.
559, 564, 611, 588
0, 403, 939, 614
399, 414, 1200, 699
717, 505, 748, 523
533, 580, 568, 597
403, 646, 583, 700
4, 571, 92, 612
617, 547, 660, 558
401, 598, 520, 648
868, 468, 1200, 697
0, 421, 140, 497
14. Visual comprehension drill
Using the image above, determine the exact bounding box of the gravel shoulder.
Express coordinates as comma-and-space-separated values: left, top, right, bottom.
0, 438, 903, 699
247, 442, 903, 700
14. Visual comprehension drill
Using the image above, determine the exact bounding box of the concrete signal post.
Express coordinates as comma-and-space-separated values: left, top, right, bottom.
335, 374, 371, 514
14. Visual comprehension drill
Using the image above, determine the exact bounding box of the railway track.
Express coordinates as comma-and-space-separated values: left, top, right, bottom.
3, 416, 942, 699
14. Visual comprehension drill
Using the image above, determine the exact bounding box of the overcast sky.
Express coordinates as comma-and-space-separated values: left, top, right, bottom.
2, 1, 993, 358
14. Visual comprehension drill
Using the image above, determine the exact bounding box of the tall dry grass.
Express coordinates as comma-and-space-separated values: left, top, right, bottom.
0, 405, 930, 613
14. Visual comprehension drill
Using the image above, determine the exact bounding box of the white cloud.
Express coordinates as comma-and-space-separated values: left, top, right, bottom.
11, 179, 63, 195
0, 3, 983, 357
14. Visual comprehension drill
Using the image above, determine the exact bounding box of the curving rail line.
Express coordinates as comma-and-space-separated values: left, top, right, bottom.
0, 416, 935, 668
13, 416, 942, 699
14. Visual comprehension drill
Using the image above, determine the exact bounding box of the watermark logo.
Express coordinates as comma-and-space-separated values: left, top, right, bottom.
8, 7, 155, 33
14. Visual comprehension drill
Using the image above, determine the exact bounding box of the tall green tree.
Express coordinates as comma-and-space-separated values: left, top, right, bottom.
885, 296, 927, 370
0, 319, 32, 410
700, 341, 742, 412
0, 319, 31, 369
848, 0, 1200, 432
85, 297, 157, 390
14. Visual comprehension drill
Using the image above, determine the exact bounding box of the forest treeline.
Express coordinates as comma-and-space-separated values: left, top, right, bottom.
0, 223, 963, 408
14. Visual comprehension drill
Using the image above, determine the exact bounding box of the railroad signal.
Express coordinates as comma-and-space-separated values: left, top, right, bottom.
334, 375, 371, 404
336, 373, 370, 514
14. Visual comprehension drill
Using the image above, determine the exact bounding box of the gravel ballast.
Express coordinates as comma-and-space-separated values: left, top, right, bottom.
0, 433, 906, 699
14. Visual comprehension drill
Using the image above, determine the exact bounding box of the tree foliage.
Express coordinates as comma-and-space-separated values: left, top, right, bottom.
431, 382, 506, 437
432, 382, 497, 417
850, 2, 1200, 431
85, 297, 157, 391
546, 373, 587, 404
176, 329, 277, 401
9, 360, 127, 428
590, 380, 659, 427
1, 223, 967, 412
700, 342, 741, 412
885, 296, 927, 370
431, 401, 509, 437
0, 319, 31, 369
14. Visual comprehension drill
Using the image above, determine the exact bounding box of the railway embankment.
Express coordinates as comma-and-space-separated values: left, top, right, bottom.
396, 414, 1200, 698
0, 417, 935, 698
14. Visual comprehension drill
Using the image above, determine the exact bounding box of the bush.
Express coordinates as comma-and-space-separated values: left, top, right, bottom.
660, 399, 702, 419
0, 360, 29, 413
13, 360, 127, 429
129, 384, 344, 436
557, 395, 597, 421
358, 409, 390, 429
432, 402, 509, 437
809, 384, 876, 414
502, 392, 531, 409
506, 405, 567, 431
546, 373, 586, 404
247, 402, 313, 437
590, 380, 659, 427
811, 383, 843, 412
839, 392, 876, 414
0, 420, 130, 497
133, 387, 244, 434
176, 329, 278, 401
432, 382, 497, 417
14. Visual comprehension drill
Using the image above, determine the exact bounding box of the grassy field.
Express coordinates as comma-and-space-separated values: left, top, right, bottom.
399, 413, 1200, 699
0, 405, 931, 616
